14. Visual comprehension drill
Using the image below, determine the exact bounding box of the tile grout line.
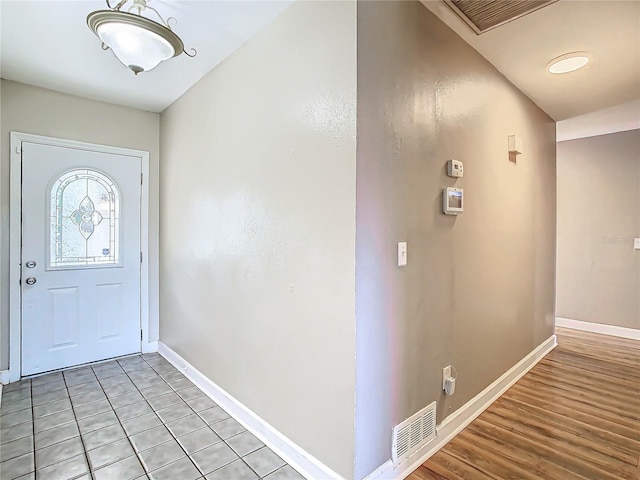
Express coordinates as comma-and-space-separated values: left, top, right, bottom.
29, 378, 36, 477
21, 353, 142, 383
62, 369, 96, 480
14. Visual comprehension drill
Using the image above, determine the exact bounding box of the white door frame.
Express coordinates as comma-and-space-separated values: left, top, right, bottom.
9, 132, 153, 382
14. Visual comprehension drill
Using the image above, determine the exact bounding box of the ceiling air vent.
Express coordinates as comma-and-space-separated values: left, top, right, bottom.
392, 402, 437, 466
443, 0, 558, 34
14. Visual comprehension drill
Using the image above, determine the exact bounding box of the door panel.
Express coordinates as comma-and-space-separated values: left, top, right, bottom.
96, 283, 123, 339
21, 141, 142, 376
49, 287, 80, 348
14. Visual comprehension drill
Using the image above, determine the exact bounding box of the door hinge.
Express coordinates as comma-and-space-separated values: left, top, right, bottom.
140, 252, 143, 263
141, 172, 143, 185
141, 330, 143, 341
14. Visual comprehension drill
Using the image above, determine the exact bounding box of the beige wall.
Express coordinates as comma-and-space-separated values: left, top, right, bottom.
159, 1, 356, 478
0, 79, 160, 370
557, 130, 640, 330
354, 2, 556, 477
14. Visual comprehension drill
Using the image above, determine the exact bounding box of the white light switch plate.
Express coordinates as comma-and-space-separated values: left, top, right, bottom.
398, 242, 407, 266
634, 238, 640, 250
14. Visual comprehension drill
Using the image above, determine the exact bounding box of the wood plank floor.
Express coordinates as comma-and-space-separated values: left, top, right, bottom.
409, 328, 640, 480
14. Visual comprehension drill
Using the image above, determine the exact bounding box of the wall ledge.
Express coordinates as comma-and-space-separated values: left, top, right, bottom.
157, 342, 345, 480
363, 334, 557, 480
556, 317, 640, 340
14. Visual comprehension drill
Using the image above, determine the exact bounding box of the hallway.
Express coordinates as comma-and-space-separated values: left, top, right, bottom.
410, 328, 640, 480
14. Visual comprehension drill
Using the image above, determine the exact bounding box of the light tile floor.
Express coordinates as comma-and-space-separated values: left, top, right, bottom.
0, 353, 305, 480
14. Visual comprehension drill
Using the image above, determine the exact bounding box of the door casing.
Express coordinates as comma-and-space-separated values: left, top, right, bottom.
9, 132, 153, 382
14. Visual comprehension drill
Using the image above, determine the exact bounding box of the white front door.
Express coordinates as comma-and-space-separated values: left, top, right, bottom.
21, 141, 142, 376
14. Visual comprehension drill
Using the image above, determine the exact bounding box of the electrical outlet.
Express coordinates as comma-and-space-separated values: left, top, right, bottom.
442, 365, 452, 391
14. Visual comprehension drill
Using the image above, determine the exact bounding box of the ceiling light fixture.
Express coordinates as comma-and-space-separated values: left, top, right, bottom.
547, 52, 590, 74
87, 0, 195, 75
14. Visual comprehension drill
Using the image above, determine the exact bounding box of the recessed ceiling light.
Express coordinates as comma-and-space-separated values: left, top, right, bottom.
547, 52, 590, 74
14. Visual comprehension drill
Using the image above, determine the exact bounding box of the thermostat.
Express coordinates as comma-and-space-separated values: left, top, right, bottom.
447, 159, 463, 178
443, 187, 463, 215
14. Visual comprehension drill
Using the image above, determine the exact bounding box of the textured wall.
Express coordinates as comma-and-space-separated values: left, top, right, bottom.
557, 130, 640, 330
0, 79, 160, 371
354, 2, 556, 477
159, 1, 356, 477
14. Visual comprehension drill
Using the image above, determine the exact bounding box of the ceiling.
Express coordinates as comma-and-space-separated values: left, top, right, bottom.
422, 0, 640, 121
1, 0, 638, 122
556, 98, 640, 141
0, 1, 292, 113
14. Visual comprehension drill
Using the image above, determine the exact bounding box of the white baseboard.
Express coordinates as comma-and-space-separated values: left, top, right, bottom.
556, 317, 640, 341
364, 334, 557, 480
142, 341, 159, 354
363, 460, 394, 480
157, 342, 343, 480
0, 370, 10, 385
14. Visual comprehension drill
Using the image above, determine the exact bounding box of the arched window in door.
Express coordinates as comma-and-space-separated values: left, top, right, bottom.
50, 169, 120, 267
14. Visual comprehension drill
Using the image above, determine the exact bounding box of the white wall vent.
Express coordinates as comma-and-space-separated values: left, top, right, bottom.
392, 401, 437, 466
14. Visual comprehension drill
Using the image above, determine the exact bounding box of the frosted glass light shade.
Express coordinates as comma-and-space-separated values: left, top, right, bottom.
97, 22, 174, 73
88, 10, 184, 74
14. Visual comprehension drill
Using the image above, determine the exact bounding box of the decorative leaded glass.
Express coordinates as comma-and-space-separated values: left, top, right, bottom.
50, 169, 120, 267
